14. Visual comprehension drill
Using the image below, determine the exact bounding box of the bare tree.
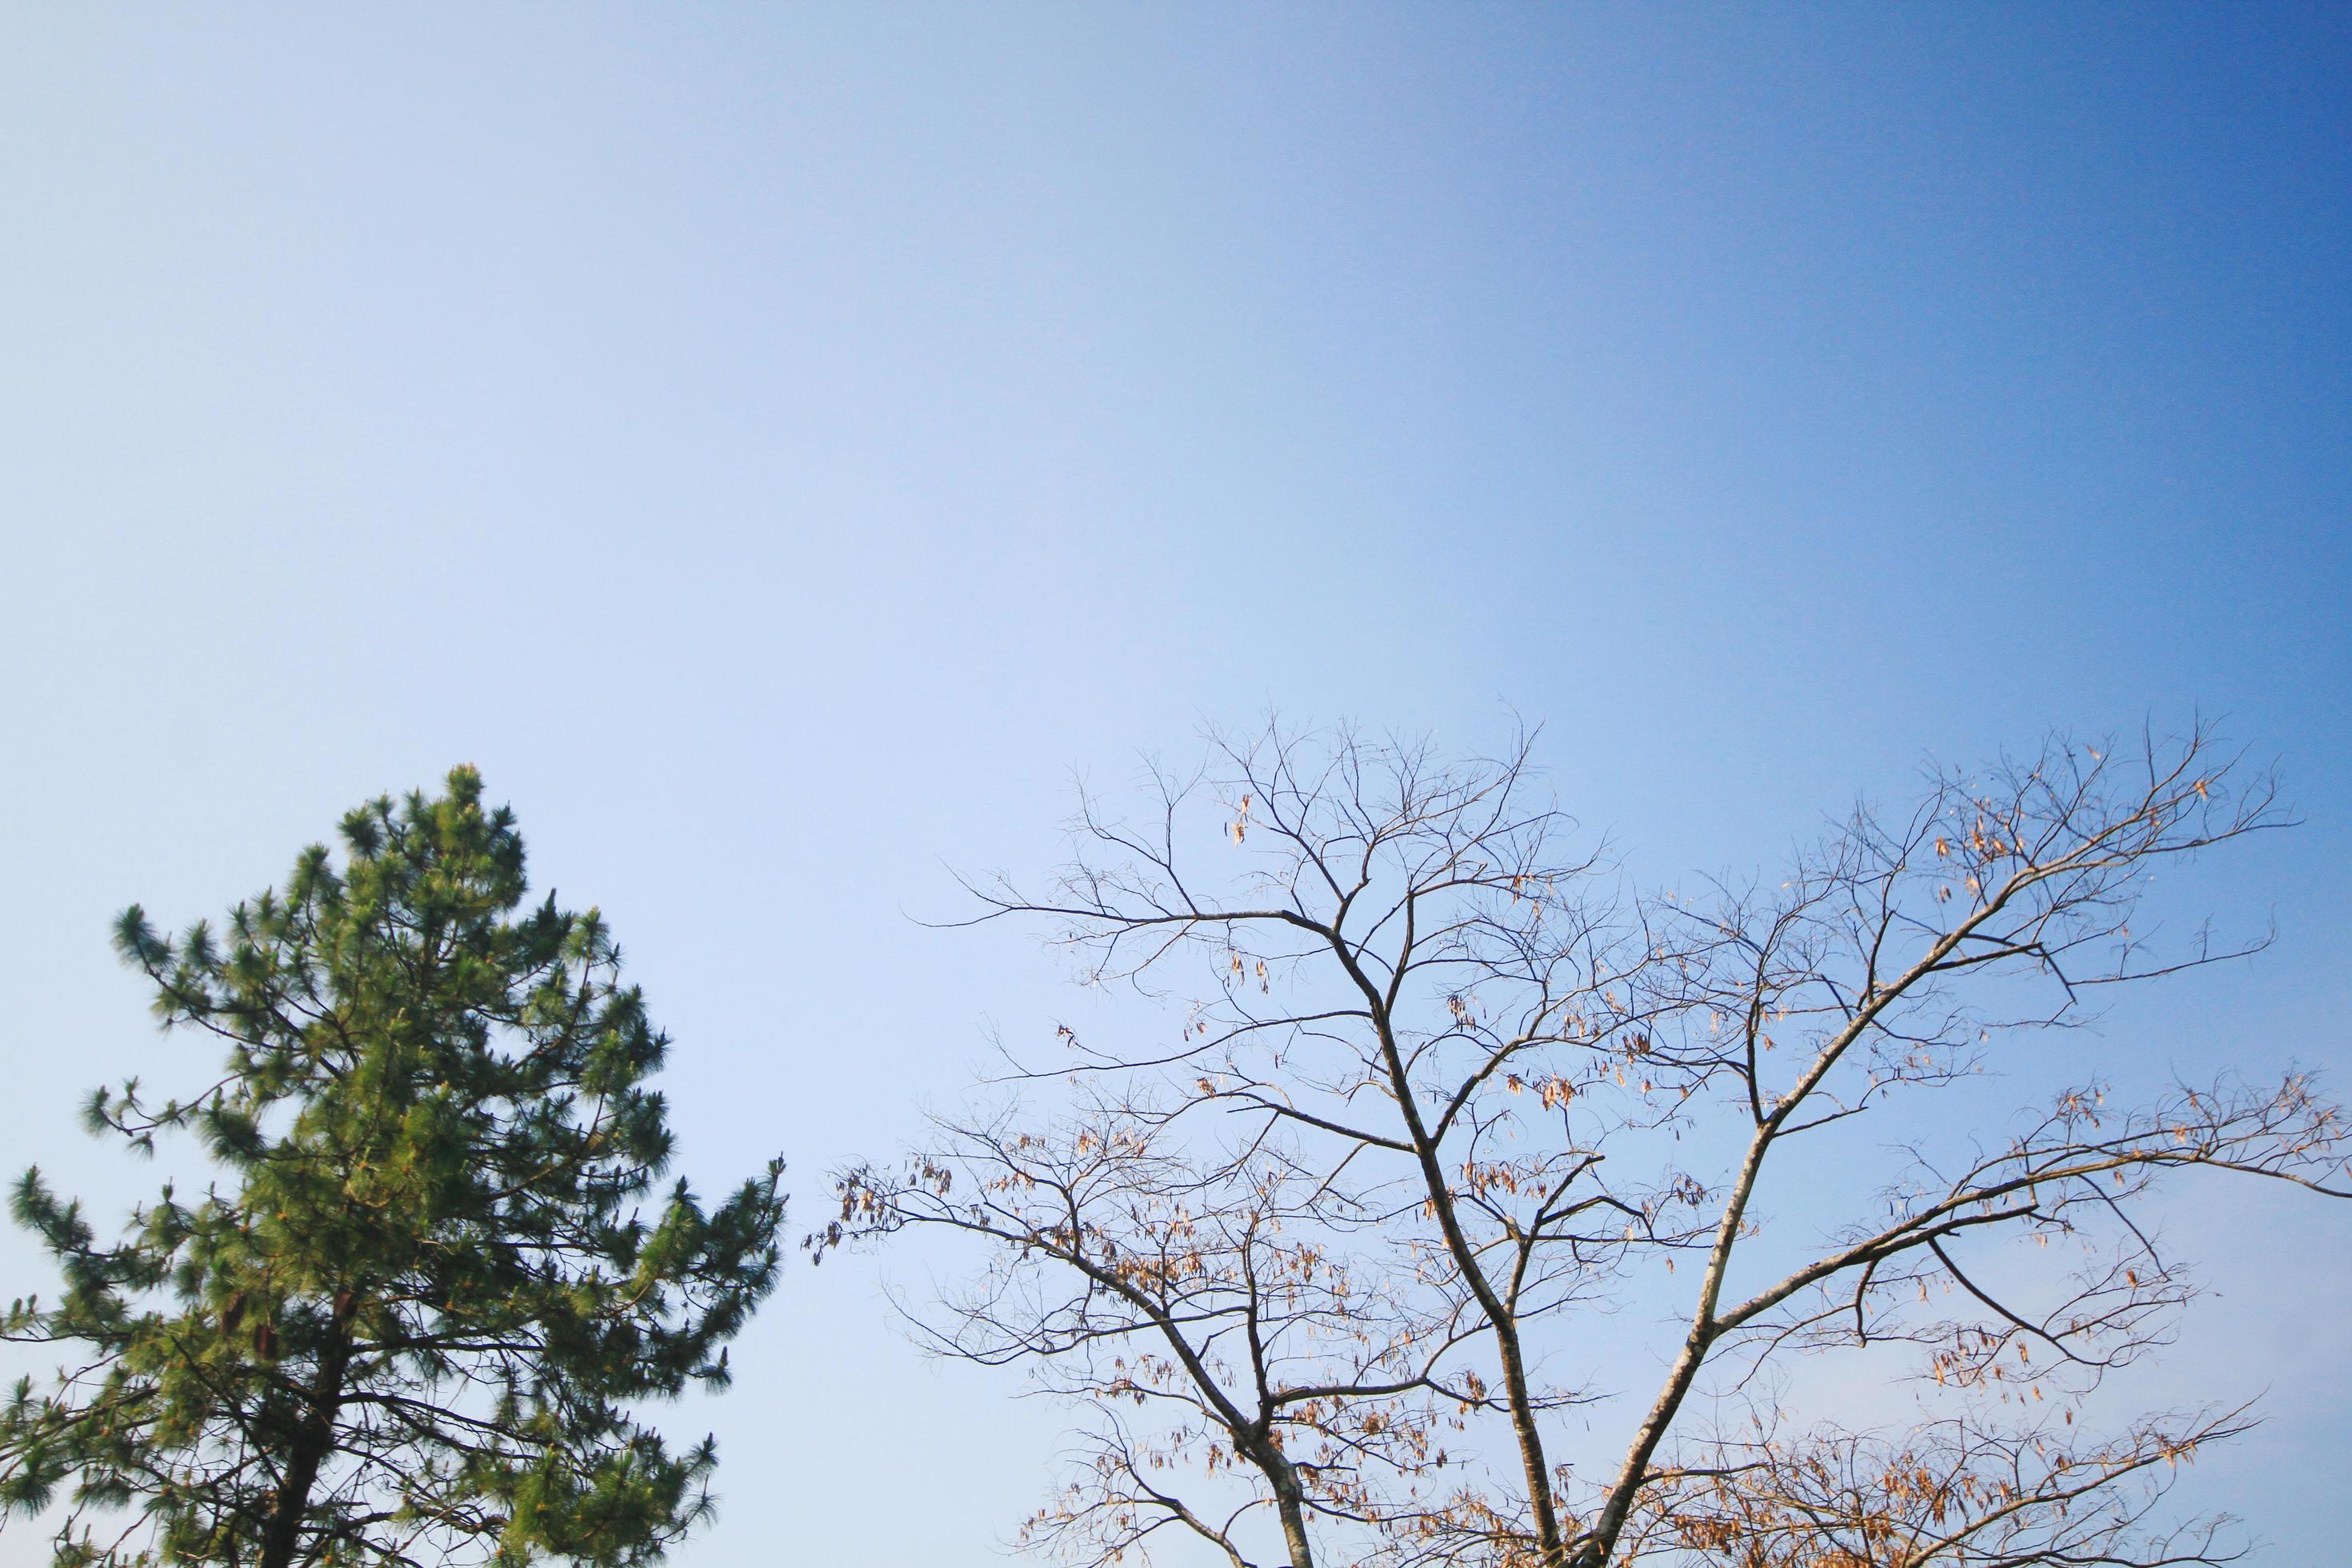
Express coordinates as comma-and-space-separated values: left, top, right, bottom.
823, 720, 2346, 1568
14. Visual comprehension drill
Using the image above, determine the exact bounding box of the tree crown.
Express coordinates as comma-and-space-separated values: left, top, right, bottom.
2, 766, 783, 1568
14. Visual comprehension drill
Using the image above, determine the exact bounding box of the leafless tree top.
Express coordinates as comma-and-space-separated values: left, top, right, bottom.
830, 718, 2342, 1568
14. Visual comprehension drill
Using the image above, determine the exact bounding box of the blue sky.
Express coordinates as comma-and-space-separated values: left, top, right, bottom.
2, 6, 2346, 1563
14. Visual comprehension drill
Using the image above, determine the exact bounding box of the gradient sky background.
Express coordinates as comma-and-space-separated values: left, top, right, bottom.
2, 6, 2347, 1564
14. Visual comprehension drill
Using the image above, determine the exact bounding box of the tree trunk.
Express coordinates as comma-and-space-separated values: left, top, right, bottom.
1274, 1487, 1314, 1568
1246, 1436, 1315, 1568
258, 1293, 358, 1568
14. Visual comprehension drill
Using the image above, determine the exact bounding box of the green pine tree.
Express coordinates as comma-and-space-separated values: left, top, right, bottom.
0, 767, 784, 1568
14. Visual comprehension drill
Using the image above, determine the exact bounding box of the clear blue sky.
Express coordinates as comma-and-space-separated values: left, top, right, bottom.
2, 6, 2346, 1563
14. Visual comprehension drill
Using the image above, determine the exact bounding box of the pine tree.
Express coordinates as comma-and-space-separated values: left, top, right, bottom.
0, 767, 784, 1568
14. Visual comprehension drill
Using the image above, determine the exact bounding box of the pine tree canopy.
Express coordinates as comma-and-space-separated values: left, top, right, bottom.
0, 767, 785, 1568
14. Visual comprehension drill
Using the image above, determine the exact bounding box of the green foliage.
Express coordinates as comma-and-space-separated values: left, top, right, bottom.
0, 768, 784, 1568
